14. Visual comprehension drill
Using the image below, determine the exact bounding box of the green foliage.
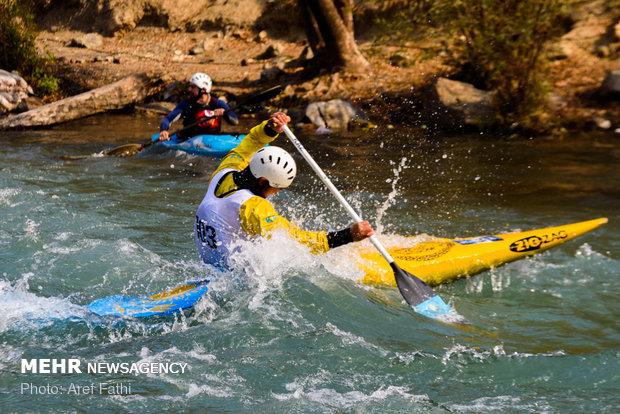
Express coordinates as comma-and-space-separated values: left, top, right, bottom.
368, 0, 568, 132
605, 0, 620, 8
435, 0, 568, 131
369, 0, 440, 42
0, 0, 58, 97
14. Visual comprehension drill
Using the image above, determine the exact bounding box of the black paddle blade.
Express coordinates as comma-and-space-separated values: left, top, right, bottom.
104, 143, 144, 157
391, 262, 435, 305
390, 262, 452, 319
104, 139, 156, 157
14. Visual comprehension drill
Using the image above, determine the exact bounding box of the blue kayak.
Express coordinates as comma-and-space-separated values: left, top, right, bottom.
150, 132, 245, 158
87, 280, 210, 317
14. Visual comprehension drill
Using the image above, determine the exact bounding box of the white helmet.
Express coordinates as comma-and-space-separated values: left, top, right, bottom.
189, 72, 212, 93
249, 146, 297, 188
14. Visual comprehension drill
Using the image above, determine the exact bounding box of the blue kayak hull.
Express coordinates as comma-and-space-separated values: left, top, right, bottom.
150, 133, 245, 157
87, 280, 210, 317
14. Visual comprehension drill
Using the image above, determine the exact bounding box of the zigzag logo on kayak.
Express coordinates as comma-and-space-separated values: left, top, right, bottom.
509, 230, 568, 253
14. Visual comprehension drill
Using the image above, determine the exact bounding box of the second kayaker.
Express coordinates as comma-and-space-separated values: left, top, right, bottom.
159, 72, 239, 142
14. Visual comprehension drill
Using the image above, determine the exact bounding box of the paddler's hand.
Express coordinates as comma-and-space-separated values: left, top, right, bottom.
158, 130, 170, 141
267, 112, 290, 134
350, 221, 374, 242
213, 108, 225, 117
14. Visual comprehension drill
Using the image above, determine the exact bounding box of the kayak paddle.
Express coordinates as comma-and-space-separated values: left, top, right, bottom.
102, 114, 208, 157
281, 125, 452, 320
66, 85, 283, 159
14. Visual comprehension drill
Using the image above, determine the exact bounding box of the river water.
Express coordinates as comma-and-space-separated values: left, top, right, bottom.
1, 114, 618, 413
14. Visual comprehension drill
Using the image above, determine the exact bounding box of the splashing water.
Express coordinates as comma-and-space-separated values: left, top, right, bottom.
375, 157, 409, 235
0, 275, 86, 332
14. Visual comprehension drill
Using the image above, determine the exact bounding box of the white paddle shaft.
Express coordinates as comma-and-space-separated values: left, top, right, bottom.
282, 125, 395, 264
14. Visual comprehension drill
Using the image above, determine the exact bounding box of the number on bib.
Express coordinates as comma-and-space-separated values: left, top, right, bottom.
196, 216, 217, 249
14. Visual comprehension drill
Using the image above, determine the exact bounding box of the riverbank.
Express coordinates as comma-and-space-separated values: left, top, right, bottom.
37, 27, 442, 110
32, 19, 620, 136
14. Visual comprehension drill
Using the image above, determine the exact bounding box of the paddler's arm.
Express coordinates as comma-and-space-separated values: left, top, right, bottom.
214, 99, 239, 125
210, 117, 281, 181
329, 221, 374, 245
239, 197, 374, 254
158, 99, 189, 141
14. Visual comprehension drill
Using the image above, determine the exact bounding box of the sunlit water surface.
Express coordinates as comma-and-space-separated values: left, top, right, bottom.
1, 114, 618, 413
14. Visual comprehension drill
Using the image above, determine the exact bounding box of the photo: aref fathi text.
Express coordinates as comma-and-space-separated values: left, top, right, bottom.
21, 382, 131, 395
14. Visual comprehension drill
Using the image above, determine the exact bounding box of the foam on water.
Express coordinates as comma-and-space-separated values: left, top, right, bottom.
226, 229, 320, 281
449, 395, 553, 413
326, 322, 389, 356
0, 274, 87, 332
440, 343, 567, 367
0, 344, 24, 371
213, 231, 326, 331
0, 187, 23, 207
272, 370, 431, 409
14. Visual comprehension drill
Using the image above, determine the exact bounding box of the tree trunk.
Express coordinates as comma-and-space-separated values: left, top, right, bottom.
297, 0, 370, 73
0, 73, 163, 130
338, 0, 354, 33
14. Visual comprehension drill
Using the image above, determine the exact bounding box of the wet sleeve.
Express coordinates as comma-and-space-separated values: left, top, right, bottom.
216, 99, 239, 126
239, 197, 330, 254
210, 120, 278, 180
326, 227, 354, 249
160, 100, 188, 131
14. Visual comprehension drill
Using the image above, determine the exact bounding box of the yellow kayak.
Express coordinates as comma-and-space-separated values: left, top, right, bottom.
356, 218, 608, 287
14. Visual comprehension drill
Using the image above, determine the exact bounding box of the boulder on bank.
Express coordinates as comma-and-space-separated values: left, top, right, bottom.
305, 99, 367, 131
424, 78, 496, 131
0, 70, 34, 113
69, 33, 104, 48
595, 69, 620, 100
0, 73, 164, 130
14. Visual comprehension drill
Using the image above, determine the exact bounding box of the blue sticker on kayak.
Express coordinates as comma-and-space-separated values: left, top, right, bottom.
452, 236, 503, 245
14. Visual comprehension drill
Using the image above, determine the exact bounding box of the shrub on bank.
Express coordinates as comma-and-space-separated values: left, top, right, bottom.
0, 0, 58, 98
437, 0, 567, 132
368, 0, 568, 133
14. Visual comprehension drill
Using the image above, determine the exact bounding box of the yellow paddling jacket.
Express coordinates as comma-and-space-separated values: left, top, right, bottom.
194, 121, 330, 266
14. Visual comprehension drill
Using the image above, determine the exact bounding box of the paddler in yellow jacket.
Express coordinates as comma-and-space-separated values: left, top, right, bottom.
194, 112, 374, 267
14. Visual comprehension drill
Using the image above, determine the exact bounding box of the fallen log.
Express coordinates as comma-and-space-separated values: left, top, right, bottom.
0, 73, 164, 130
